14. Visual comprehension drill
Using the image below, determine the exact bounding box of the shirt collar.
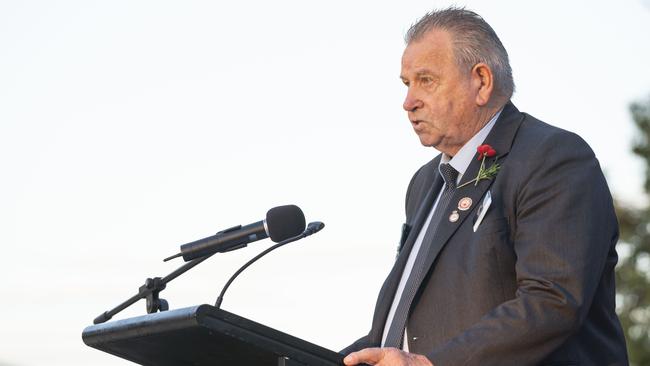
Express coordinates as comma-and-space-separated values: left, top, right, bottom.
439, 109, 502, 183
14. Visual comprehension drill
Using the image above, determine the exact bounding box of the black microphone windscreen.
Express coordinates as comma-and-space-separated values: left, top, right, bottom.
266, 205, 306, 242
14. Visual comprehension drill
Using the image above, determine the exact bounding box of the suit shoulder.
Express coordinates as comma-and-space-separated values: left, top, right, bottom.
514, 113, 595, 158
506, 112, 609, 208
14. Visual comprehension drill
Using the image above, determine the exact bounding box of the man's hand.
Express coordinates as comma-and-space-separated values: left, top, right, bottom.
343, 347, 434, 366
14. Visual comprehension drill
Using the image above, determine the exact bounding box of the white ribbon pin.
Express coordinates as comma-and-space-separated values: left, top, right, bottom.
473, 191, 492, 232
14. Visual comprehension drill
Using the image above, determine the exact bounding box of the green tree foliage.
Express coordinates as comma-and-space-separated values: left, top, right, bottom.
616, 96, 650, 366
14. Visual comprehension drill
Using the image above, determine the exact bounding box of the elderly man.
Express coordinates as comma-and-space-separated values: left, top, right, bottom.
343, 8, 628, 366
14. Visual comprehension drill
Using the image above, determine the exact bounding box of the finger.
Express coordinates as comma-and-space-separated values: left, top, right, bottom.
343, 347, 385, 365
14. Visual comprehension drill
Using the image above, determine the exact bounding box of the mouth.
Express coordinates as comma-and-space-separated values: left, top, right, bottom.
411, 119, 424, 131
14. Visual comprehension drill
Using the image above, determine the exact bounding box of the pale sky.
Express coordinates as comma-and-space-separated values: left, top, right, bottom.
1, 1, 649, 365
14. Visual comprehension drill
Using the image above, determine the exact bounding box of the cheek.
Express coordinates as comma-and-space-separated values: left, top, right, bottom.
446, 99, 471, 127
428, 101, 455, 128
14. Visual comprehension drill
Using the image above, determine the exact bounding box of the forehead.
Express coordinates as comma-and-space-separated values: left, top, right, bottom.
401, 29, 455, 76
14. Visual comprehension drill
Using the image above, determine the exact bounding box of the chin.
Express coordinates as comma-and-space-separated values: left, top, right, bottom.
417, 135, 441, 148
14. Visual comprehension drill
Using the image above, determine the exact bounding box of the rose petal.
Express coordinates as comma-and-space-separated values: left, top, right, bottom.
487, 148, 496, 157
477, 144, 490, 154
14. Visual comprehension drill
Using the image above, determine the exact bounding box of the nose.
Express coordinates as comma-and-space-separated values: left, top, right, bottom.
403, 88, 423, 112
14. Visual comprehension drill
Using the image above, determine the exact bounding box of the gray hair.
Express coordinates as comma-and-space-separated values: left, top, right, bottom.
405, 7, 515, 100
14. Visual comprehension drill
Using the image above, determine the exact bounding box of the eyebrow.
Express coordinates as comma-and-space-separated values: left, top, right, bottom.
400, 69, 438, 80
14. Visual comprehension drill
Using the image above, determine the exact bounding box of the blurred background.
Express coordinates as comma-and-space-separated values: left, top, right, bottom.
1, 0, 649, 365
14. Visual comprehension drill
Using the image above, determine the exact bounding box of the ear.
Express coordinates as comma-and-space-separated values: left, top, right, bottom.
471, 63, 494, 106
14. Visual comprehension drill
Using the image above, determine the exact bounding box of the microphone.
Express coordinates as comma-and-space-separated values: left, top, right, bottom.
215, 221, 325, 308
164, 205, 306, 262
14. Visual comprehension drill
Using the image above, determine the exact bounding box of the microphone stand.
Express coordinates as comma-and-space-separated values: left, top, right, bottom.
93, 254, 214, 324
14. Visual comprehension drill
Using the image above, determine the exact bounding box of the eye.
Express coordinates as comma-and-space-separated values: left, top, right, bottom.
401, 79, 410, 87
420, 76, 433, 85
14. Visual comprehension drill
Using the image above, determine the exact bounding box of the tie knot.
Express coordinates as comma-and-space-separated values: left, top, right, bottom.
439, 163, 459, 189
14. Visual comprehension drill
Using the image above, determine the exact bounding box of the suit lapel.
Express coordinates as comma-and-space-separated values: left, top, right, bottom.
399, 168, 444, 262
411, 102, 524, 296
373, 156, 444, 335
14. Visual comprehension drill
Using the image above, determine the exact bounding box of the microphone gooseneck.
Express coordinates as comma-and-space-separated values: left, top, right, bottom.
214, 221, 325, 309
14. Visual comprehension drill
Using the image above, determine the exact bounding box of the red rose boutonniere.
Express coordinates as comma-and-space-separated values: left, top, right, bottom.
458, 144, 500, 188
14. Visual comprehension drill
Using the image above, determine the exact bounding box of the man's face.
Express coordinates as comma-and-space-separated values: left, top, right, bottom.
400, 29, 481, 156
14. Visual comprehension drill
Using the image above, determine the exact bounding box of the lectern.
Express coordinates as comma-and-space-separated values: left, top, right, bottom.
82, 304, 345, 366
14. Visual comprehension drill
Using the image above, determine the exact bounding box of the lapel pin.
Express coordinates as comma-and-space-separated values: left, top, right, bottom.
449, 210, 460, 222
458, 197, 473, 211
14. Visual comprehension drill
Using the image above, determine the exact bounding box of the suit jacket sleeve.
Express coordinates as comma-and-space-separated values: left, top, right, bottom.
427, 131, 619, 365
340, 335, 375, 355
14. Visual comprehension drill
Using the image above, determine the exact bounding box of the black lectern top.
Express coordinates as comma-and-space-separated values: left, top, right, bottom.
82, 305, 344, 366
